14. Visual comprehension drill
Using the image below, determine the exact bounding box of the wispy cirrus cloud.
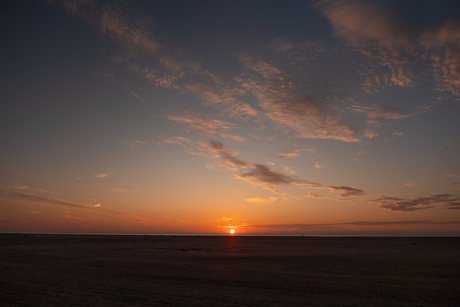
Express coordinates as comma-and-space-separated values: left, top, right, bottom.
237, 59, 360, 142
2, 190, 149, 220
314, 0, 460, 99
167, 113, 244, 141
8, 192, 96, 210
112, 188, 137, 193
265, 187, 286, 195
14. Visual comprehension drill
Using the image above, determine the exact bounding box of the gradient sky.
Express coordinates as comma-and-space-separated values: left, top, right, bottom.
1, 0, 460, 235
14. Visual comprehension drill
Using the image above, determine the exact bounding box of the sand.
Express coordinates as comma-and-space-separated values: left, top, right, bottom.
1, 234, 459, 306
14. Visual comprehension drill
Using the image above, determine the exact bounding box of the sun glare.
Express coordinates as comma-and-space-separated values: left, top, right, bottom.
230, 229, 235, 234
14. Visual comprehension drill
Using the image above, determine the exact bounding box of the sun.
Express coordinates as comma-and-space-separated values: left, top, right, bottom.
230, 229, 235, 234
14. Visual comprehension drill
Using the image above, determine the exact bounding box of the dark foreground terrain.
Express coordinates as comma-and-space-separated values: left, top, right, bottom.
1, 234, 459, 306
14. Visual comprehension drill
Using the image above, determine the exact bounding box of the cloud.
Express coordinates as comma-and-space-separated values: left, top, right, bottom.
165, 138, 458, 213
162, 137, 214, 157
9, 192, 96, 210
245, 197, 278, 206
243, 220, 432, 230
45, 0, 210, 96
123, 140, 147, 147
221, 217, 233, 221
306, 192, 321, 198
112, 188, 136, 193
265, 187, 286, 195
314, 0, 414, 48
315, 0, 460, 99
277, 153, 300, 159
129, 91, 146, 104
167, 113, 244, 141
444, 202, 460, 210
277, 143, 316, 159
315, 162, 328, 169
165, 138, 320, 192
327, 186, 365, 197
450, 182, 460, 186
349, 104, 413, 138
208, 139, 250, 169
13, 185, 28, 190
94, 173, 114, 178
237, 70, 360, 142
185, 83, 259, 118
164, 216, 191, 224
404, 180, 416, 187
366, 194, 460, 212
236, 164, 307, 186
47, 0, 158, 54
393, 132, 404, 137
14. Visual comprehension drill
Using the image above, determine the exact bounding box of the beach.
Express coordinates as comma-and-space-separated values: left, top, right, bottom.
1, 234, 459, 306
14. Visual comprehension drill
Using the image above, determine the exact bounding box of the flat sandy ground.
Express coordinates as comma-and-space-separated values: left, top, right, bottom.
1, 235, 459, 306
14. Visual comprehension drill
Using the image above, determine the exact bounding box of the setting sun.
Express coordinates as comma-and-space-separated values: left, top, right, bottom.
230, 229, 235, 234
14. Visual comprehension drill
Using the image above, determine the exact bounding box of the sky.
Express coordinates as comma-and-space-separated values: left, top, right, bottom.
1, 0, 460, 235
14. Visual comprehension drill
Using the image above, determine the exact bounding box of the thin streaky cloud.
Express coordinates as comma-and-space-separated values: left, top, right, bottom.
9, 192, 96, 210
243, 220, 433, 230
112, 188, 137, 193
167, 113, 244, 141
245, 197, 278, 206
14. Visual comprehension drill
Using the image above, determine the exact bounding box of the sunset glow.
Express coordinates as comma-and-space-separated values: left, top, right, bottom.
1, 0, 459, 235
